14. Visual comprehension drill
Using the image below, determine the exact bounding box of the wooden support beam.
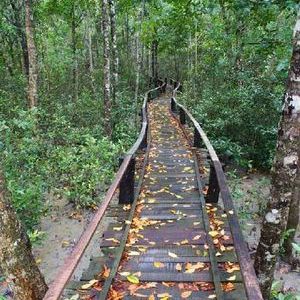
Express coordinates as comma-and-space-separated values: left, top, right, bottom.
140, 124, 148, 150
179, 107, 186, 125
194, 127, 201, 148
206, 161, 220, 203
171, 98, 176, 113
119, 156, 135, 204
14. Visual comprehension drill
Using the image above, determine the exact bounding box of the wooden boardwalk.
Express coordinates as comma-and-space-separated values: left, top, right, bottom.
44, 81, 262, 300
58, 91, 260, 300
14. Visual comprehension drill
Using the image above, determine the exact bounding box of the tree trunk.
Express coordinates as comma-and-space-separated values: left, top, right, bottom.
84, 15, 96, 96
25, 0, 38, 108
126, 12, 129, 62
109, 0, 118, 104
10, 0, 29, 76
148, 47, 151, 86
0, 171, 48, 300
282, 172, 299, 262
134, 7, 142, 124
151, 38, 158, 86
254, 11, 300, 299
102, 0, 112, 137
71, 4, 78, 102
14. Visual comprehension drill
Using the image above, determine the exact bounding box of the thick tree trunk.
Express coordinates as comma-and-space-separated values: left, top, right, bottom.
109, 0, 118, 104
25, 0, 38, 108
282, 173, 299, 262
102, 0, 112, 137
0, 171, 48, 300
254, 11, 300, 299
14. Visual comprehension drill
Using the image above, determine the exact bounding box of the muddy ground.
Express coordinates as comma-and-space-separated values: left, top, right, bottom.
229, 172, 300, 294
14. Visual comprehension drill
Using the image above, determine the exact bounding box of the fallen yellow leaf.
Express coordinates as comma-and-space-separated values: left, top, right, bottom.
81, 279, 98, 290
181, 290, 192, 298
175, 263, 182, 271
227, 275, 236, 281
128, 251, 140, 256
148, 198, 156, 203
127, 274, 139, 284
113, 227, 123, 231
209, 231, 219, 238
105, 238, 120, 243
119, 271, 130, 276
154, 261, 165, 268
168, 251, 178, 258
158, 293, 171, 298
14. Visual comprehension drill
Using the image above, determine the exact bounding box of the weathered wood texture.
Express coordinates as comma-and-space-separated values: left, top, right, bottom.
45, 82, 261, 300
63, 87, 261, 300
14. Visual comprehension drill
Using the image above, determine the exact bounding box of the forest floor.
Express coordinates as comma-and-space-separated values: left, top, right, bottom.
31, 195, 105, 284
0, 172, 299, 299
229, 171, 300, 295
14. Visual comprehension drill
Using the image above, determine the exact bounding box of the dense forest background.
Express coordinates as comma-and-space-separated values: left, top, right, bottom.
0, 0, 299, 234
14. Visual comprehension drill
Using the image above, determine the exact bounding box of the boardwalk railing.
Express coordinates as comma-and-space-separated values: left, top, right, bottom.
43, 81, 166, 300
171, 81, 263, 300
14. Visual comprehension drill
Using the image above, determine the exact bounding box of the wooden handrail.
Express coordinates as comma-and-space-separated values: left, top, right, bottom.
172, 87, 263, 300
43, 82, 166, 300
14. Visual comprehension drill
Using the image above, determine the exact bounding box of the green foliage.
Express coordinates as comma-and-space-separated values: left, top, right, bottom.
27, 230, 46, 245
0, 0, 149, 230
0, 89, 140, 229
271, 281, 300, 300
163, 1, 298, 170
0, 0, 298, 239
292, 242, 300, 253
280, 229, 296, 256
1, 109, 46, 229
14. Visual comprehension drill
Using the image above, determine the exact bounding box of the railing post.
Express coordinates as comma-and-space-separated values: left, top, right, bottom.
179, 107, 186, 125
205, 161, 220, 203
140, 124, 148, 150
193, 127, 201, 148
119, 156, 136, 204
171, 98, 176, 113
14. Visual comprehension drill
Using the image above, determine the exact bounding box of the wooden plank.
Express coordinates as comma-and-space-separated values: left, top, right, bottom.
172, 95, 263, 299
